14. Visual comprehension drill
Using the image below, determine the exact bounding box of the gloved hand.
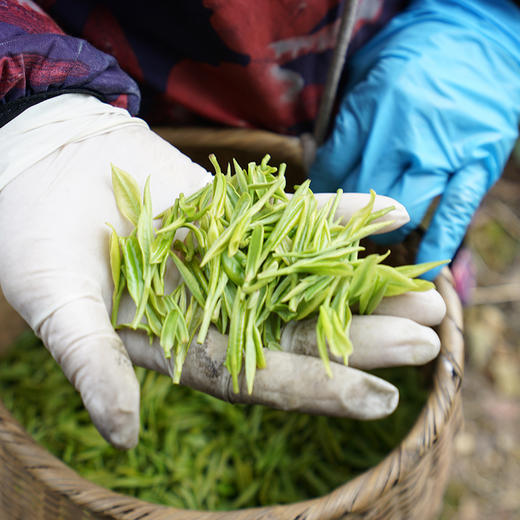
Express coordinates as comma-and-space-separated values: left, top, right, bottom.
310, 0, 520, 280
0, 94, 445, 450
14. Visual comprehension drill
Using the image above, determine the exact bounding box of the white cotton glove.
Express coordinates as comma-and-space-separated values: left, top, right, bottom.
0, 94, 211, 449
0, 94, 445, 450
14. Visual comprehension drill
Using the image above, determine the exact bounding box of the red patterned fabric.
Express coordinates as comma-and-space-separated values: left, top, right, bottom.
2, 0, 408, 132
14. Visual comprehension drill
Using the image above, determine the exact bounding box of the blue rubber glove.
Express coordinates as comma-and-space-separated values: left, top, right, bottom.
310, 0, 520, 280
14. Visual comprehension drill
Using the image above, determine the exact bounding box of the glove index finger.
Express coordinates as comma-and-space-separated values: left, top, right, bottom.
417, 162, 491, 280
311, 192, 410, 232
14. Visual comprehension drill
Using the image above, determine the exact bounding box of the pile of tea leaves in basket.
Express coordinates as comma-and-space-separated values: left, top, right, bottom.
110, 155, 442, 392
0, 330, 430, 510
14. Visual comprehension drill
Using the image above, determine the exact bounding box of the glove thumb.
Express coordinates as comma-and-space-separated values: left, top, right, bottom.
39, 295, 140, 449
417, 162, 491, 280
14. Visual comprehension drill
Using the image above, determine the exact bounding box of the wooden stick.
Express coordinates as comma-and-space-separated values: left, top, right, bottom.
313, 0, 360, 146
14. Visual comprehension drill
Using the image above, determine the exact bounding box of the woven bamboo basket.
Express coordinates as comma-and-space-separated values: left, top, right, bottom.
0, 128, 464, 520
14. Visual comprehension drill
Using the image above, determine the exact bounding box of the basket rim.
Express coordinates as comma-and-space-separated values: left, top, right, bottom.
0, 268, 464, 519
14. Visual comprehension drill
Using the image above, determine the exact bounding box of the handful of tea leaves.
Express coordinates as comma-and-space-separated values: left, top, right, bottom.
110, 156, 443, 393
